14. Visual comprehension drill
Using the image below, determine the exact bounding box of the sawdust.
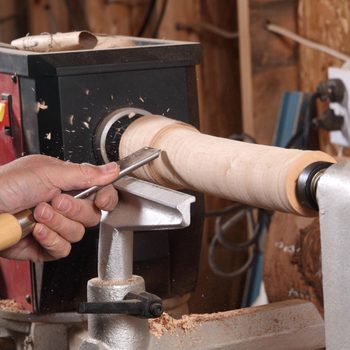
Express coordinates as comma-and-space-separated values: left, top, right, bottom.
0, 299, 25, 312
149, 309, 247, 338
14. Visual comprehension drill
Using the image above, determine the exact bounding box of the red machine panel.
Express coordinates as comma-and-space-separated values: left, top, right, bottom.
0, 73, 33, 312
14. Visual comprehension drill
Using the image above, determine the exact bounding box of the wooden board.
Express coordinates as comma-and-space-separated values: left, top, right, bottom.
83, 0, 131, 34
240, 0, 299, 145
298, 0, 350, 93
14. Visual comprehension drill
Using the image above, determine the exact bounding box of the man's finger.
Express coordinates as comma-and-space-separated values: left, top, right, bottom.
34, 203, 86, 242
94, 185, 119, 211
45, 161, 120, 191
51, 194, 101, 227
32, 223, 72, 260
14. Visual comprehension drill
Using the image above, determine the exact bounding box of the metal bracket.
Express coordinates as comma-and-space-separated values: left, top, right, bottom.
81, 177, 195, 350
101, 175, 195, 230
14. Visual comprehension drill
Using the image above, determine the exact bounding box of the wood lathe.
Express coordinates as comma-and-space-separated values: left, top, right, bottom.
0, 33, 347, 350
0, 36, 204, 316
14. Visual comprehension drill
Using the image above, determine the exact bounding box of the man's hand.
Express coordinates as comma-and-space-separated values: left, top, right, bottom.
0, 155, 119, 262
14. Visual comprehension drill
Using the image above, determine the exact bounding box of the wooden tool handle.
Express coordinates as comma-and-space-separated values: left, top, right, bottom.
0, 213, 23, 250
0, 209, 35, 251
119, 115, 336, 216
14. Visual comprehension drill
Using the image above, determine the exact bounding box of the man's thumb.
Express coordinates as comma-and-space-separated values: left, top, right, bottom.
56, 161, 119, 191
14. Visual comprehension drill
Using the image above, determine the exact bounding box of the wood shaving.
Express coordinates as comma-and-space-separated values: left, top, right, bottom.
82, 121, 90, 129
36, 101, 48, 112
69, 114, 75, 125
149, 309, 246, 338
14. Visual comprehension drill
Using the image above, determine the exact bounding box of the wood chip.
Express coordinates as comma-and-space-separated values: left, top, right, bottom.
149, 309, 247, 338
0, 299, 25, 312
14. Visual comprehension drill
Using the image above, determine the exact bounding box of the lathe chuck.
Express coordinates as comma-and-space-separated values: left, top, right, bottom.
94, 107, 149, 164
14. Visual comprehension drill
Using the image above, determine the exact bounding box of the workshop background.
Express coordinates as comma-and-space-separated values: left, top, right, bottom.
0, 0, 346, 315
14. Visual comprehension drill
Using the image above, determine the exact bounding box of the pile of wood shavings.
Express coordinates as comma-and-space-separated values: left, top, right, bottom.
149, 309, 246, 338
0, 299, 26, 312
149, 313, 195, 338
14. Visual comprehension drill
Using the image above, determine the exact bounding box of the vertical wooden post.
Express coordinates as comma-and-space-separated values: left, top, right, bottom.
238, 0, 299, 145
83, 0, 132, 35
238, 0, 255, 138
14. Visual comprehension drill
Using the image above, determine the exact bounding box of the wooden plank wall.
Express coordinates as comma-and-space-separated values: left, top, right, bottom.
27, 0, 70, 34
0, 0, 27, 43
298, 0, 350, 92
240, 0, 299, 145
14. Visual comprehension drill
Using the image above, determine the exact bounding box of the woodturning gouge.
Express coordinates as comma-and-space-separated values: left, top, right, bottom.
0, 147, 161, 251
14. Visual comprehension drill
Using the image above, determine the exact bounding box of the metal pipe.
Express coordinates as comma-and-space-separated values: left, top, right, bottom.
98, 222, 133, 281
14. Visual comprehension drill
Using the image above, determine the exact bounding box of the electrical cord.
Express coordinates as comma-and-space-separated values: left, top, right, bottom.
64, 0, 90, 31
208, 206, 271, 279
136, 0, 156, 37
176, 21, 238, 40
151, 0, 168, 38
284, 92, 320, 150
266, 22, 350, 62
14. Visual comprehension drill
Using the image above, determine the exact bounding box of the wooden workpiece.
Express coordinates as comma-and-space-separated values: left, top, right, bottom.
120, 115, 335, 216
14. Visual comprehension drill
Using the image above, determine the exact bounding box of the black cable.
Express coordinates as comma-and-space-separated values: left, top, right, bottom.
284, 92, 320, 150
302, 93, 319, 150
216, 209, 267, 252
136, 0, 157, 37
151, 0, 168, 38
206, 132, 269, 279
208, 208, 270, 279
284, 129, 303, 149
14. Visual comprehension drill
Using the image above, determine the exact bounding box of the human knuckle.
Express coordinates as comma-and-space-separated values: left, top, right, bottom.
45, 235, 61, 250
90, 214, 101, 227
78, 163, 95, 186
96, 190, 117, 211
67, 198, 80, 215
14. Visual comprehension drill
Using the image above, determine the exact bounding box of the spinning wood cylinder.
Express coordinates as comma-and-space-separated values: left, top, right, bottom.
119, 115, 336, 216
